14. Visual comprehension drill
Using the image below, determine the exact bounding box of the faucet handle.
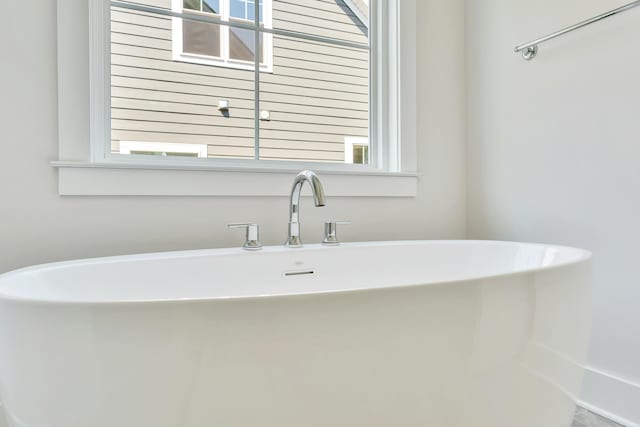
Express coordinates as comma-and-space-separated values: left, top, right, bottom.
322, 221, 351, 246
228, 223, 262, 250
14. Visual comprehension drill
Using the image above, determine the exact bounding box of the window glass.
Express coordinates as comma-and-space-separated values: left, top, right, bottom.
248, 0, 263, 22
353, 144, 369, 164
272, 0, 367, 42
183, 0, 200, 11
229, 0, 247, 19
203, 0, 220, 14
183, 20, 221, 57
230, 0, 263, 22
229, 25, 264, 62
259, 34, 369, 163
109, 0, 370, 164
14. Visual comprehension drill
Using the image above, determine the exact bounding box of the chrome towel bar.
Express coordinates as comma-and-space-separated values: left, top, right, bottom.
514, 0, 640, 60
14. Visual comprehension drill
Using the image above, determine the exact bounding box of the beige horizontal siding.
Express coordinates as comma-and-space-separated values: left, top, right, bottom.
111, 30, 369, 64
111, 40, 368, 86
112, 109, 366, 137
111, 0, 369, 163
207, 146, 253, 158
259, 157, 337, 163
253, 139, 344, 151
112, 9, 171, 30
112, 109, 254, 129
112, 74, 367, 105
268, 56, 367, 81
112, 58, 367, 93
273, 1, 366, 29
111, 20, 169, 40
112, 75, 253, 100
257, 129, 360, 144
113, 130, 253, 147
260, 122, 367, 138
111, 98, 368, 126
112, 119, 255, 138
259, 148, 344, 162
276, 0, 364, 23
112, 86, 368, 112
272, 15, 367, 44
114, 118, 365, 143
111, 32, 170, 50
271, 18, 366, 43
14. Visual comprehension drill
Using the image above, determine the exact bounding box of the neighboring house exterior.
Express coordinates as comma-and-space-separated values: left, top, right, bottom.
110, 0, 370, 163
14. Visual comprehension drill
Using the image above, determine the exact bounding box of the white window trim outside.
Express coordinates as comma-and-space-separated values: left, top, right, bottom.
54, 0, 418, 197
119, 141, 209, 157
171, 0, 274, 73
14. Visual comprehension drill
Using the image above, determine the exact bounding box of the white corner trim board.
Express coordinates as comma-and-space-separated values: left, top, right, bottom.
578, 366, 640, 427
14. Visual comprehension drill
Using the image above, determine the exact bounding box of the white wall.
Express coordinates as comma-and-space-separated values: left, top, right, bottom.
0, 1, 464, 420
466, 0, 640, 424
0, 1, 466, 271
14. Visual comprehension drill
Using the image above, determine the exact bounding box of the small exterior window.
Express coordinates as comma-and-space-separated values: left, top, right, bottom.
172, 0, 272, 71
344, 137, 370, 165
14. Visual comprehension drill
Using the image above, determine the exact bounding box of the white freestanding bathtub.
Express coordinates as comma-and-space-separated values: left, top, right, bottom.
0, 241, 591, 427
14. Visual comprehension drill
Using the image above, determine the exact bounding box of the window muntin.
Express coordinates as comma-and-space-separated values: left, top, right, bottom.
183, 0, 220, 13
173, 0, 271, 69
108, 0, 371, 166
230, 0, 263, 22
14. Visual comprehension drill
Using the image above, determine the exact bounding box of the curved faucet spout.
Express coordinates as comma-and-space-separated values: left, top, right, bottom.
286, 170, 326, 247
291, 170, 326, 209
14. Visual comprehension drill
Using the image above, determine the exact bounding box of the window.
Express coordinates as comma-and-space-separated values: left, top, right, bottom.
108, 0, 371, 165
172, 0, 272, 71
54, 0, 417, 196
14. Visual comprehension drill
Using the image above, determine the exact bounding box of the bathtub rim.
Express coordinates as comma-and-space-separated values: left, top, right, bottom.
0, 240, 592, 306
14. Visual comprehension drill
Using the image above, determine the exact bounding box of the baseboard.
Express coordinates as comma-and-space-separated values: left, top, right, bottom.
579, 366, 640, 427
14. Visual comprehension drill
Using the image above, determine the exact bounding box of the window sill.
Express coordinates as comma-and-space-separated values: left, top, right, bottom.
52, 161, 419, 197
173, 52, 274, 74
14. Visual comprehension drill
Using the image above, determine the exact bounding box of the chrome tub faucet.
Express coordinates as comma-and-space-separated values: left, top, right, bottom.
286, 170, 326, 247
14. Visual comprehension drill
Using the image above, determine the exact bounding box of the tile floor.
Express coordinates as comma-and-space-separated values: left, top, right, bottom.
573, 407, 624, 427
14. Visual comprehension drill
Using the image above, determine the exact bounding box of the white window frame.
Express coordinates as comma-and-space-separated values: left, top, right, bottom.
171, 0, 274, 72
53, 0, 418, 197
